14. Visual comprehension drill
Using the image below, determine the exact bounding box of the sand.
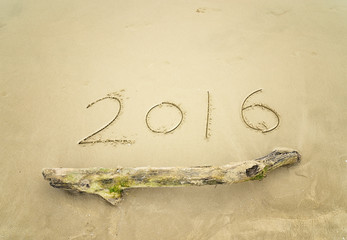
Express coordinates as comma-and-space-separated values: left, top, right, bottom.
0, 0, 346, 239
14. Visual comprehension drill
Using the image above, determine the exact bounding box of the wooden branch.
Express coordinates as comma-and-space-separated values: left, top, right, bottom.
42, 148, 300, 205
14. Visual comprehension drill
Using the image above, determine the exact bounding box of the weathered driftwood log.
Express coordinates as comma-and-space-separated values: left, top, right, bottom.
42, 148, 300, 205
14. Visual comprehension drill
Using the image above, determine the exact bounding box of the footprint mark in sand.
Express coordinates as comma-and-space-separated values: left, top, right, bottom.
196, 7, 221, 13
267, 9, 290, 16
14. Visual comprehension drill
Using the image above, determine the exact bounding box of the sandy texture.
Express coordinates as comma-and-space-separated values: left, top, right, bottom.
0, 0, 346, 239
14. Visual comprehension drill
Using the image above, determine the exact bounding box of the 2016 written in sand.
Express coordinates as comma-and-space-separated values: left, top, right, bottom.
78, 89, 280, 145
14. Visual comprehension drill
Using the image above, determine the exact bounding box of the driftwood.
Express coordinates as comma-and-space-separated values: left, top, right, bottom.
42, 148, 300, 205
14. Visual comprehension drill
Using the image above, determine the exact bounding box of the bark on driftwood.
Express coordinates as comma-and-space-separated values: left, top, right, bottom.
42, 148, 300, 205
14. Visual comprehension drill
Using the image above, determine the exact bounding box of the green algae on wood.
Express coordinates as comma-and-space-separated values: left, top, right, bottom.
249, 166, 269, 181
42, 148, 300, 205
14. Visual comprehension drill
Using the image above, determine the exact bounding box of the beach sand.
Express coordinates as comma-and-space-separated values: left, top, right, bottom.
0, 0, 346, 239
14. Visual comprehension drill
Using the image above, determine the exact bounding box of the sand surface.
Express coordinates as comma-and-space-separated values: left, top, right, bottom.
0, 0, 346, 239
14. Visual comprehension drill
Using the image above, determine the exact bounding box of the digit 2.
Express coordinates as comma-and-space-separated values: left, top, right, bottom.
78, 92, 133, 145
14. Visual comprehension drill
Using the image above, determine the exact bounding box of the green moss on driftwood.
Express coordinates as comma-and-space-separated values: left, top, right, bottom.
250, 166, 269, 181
42, 148, 300, 205
108, 176, 132, 197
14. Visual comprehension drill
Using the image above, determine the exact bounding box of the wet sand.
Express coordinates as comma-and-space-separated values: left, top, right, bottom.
0, 0, 346, 239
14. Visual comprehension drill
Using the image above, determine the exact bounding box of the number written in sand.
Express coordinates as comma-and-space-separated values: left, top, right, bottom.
241, 89, 280, 133
79, 88, 280, 146
78, 93, 133, 145
145, 102, 184, 134
205, 91, 211, 139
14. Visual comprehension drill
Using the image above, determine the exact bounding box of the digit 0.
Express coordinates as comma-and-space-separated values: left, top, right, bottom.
145, 102, 184, 134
